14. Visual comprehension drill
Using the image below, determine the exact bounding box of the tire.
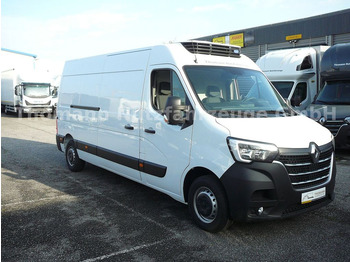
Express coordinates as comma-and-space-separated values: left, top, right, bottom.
65, 140, 85, 172
17, 109, 23, 118
188, 175, 231, 233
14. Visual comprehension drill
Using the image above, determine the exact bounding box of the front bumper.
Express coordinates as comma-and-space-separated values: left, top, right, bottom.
56, 134, 64, 152
220, 153, 336, 222
22, 106, 53, 114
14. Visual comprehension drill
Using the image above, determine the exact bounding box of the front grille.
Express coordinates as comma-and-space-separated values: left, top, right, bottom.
324, 120, 344, 136
181, 41, 241, 58
277, 146, 333, 190
25, 100, 51, 106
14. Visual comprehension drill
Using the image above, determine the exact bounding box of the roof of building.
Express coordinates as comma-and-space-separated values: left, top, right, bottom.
1, 48, 37, 58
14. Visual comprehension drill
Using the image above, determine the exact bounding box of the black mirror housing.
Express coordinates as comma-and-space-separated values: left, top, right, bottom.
164, 96, 188, 125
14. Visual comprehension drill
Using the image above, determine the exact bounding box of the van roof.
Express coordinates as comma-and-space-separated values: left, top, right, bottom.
62, 41, 259, 76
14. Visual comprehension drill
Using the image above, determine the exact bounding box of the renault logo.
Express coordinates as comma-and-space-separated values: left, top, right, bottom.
310, 143, 320, 163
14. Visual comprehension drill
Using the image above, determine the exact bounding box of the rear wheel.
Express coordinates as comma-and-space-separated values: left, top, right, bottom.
65, 140, 85, 172
188, 175, 231, 233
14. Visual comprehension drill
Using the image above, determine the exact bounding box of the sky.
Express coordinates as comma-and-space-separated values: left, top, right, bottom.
2, 0, 350, 74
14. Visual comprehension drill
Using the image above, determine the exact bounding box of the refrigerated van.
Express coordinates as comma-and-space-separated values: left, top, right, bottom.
56, 41, 336, 232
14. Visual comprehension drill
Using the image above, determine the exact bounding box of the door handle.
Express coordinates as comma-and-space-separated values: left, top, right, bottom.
124, 124, 134, 130
144, 128, 156, 134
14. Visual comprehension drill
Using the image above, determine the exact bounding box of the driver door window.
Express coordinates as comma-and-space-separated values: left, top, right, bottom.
151, 69, 188, 113
291, 82, 307, 107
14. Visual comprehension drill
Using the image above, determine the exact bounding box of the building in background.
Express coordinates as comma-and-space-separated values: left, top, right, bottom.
195, 9, 350, 62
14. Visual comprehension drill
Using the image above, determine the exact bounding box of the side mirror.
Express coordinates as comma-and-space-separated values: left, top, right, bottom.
15, 85, 21, 96
164, 96, 188, 125
291, 96, 301, 107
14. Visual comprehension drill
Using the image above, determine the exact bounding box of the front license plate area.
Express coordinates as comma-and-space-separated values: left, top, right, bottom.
301, 187, 326, 204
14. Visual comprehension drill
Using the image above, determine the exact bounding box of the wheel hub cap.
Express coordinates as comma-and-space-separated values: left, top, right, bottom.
194, 187, 217, 223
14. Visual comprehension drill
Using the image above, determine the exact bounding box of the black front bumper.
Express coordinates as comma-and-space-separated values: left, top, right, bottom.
220, 158, 336, 222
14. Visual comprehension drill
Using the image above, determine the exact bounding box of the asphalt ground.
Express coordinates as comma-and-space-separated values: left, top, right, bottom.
1, 113, 350, 262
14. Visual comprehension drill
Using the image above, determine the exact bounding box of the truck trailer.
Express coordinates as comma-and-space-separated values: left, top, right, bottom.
1, 68, 57, 116
256, 46, 329, 110
305, 43, 350, 149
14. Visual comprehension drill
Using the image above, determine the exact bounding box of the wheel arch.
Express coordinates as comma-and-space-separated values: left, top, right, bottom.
63, 134, 74, 149
183, 167, 223, 203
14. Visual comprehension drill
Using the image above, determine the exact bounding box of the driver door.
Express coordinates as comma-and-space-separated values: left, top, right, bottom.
140, 66, 194, 198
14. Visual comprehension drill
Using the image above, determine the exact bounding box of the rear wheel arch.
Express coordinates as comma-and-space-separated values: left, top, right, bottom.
65, 139, 85, 172
63, 134, 74, 149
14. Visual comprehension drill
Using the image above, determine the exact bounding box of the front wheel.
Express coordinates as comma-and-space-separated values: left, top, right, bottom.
65, 140, 85, 172
188, 175, 231, 233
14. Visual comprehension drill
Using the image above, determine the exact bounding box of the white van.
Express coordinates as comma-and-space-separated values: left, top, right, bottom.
56, 41, 336, 232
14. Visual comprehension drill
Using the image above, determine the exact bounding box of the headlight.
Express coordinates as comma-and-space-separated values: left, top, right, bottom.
227, 138, 279, 163
345, 116, 350, 125
318, 116, 326, 125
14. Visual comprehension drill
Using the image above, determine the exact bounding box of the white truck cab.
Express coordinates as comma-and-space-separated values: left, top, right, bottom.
256, 46, 329, 110
1, 69, 56, 115
56, 41, 336, 232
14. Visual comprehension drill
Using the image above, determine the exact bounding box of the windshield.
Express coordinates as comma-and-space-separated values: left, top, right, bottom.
184, 66, 290, 117
315, 81, 350, 105
271, 81, 294, 99
23, 84, 51, 98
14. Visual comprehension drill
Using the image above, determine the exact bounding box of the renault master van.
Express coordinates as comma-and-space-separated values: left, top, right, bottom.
56, 41, 336, 232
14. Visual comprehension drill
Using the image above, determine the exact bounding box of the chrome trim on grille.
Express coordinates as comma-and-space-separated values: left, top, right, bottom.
284, 156, 331, 167
291, 174, 330, 186
289, 165, 330, 176
277, 144, 334, 191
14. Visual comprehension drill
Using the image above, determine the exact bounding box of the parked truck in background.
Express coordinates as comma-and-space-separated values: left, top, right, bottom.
256, 46, 329, 110
1, 68, 58, 116
305, 43, 350, 150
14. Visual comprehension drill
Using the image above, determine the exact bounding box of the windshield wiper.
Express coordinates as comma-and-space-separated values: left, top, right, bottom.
208, 110, 243, 117
208, 109, 291, 118
256, 110, 293, 117
265, 110, 285, 114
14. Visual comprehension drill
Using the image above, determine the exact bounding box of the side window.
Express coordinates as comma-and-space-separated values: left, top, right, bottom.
291, 82, 307, 107
151, 69, 188, 112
